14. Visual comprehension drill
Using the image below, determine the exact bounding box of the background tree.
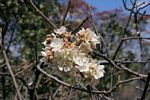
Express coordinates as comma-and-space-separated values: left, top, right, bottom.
1, 0, 150, 100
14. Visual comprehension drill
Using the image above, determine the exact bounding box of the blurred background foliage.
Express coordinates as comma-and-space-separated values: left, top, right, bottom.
1, 0, 150, 99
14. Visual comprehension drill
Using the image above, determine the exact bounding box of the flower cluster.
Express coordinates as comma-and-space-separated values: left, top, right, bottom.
41, 26, 105, 79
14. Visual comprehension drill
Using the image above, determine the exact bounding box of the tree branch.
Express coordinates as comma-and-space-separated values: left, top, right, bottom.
2, 49, 22, 100
29, 0, 57, 29
113, 0, 137, 60
60, 0, 71, 26
140, 72, 150, 100
71, 17, 88, 34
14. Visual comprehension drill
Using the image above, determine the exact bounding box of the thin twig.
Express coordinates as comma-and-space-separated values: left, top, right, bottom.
140, 72, 150, 100
71, 17, 88, 34
112, 36, 150, 60
122, 37, 150, 40
100, 60, 150, 65
122, 0, 137, 37
14, 68, 32, 100
93, 51, 147, 78
0, 63, 6, 68
27, 62, 43, 100
60, 0, 71, 26
93, 77, 142, 94
1, 20, 9, 100
29, 0, 57, 29
0, 72, 29, 90
123, 0, 150, 16
120, 64, 147, 79
2, 49, 23, 100
112, 0, 137, 60
15, 63, 34, 76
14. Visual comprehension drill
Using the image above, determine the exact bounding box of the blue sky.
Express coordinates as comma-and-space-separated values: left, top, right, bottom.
86, 0, 150, 14
86, 0, 122, 11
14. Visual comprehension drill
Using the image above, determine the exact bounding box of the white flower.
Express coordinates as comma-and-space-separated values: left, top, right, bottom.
54, 26, 67, 35
41, 27, 105, 79
58, 65, 71, 72
84, 60, 105, 79
40, 51, 49, 63
50, 38, 64, 52
75, 63, 89, 72
85, 28, 100, 45
64, 48, 78, 60
41, 51, 47, 57
42, 41, 47, 46
79, 42, 92, 54
77, 28, 85, 36
57, 60, 73, 72
93, 65, 105, 79
73, 53, 87, 66
53, 48, 75, 72
73, 53, 89, 72
77, 28, 100, 47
